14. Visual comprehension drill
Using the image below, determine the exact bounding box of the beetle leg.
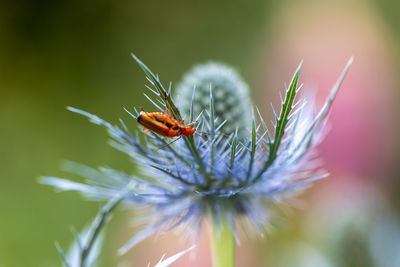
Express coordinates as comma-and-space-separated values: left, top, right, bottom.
143, 128, 150, 134
165, 103, 173, 119
186, 122, 195, 127
178, 120, 184, 124
168, 107, 173, 118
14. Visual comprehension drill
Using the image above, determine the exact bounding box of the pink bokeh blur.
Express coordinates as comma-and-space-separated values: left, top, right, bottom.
256, 1, 398, 180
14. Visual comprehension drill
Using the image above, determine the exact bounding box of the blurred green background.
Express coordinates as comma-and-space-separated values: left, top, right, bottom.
1, 0, 399, 266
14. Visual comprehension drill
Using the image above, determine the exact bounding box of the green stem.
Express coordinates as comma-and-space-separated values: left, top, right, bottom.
211, 218, 235, 267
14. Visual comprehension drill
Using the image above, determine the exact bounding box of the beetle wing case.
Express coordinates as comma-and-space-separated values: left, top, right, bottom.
137, 112, 170, 137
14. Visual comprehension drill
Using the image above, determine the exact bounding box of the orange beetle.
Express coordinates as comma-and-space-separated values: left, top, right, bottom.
137, 111, 196, 138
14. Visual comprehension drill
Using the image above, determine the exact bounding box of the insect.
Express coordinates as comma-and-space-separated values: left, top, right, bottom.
137, 109, 196, 138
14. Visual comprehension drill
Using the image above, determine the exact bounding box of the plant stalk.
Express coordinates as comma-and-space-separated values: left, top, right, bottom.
211, 217, 235, 267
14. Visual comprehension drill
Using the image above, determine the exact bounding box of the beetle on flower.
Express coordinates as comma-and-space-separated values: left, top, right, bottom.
42, 55, 352, 266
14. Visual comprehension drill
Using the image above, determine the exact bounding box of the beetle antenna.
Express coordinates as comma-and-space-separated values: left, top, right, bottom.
195, 131, 230, 137
155, 136, 182, 151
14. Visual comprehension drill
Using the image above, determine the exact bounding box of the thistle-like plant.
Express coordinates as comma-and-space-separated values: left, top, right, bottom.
41, 55, 352, 267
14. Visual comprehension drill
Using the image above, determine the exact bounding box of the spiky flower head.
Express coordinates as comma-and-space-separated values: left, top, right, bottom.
175, 62, 252, 139
42, 55, 352, 255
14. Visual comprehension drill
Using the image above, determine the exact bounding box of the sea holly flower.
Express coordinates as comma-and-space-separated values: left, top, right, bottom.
41, 55, 352, 266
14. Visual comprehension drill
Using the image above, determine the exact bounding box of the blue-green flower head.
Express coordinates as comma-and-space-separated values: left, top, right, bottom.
176, 62, 252, 138
42, 55, 353, 254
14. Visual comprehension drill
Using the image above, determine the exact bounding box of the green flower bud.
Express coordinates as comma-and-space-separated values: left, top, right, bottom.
175, 62, 252, 139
